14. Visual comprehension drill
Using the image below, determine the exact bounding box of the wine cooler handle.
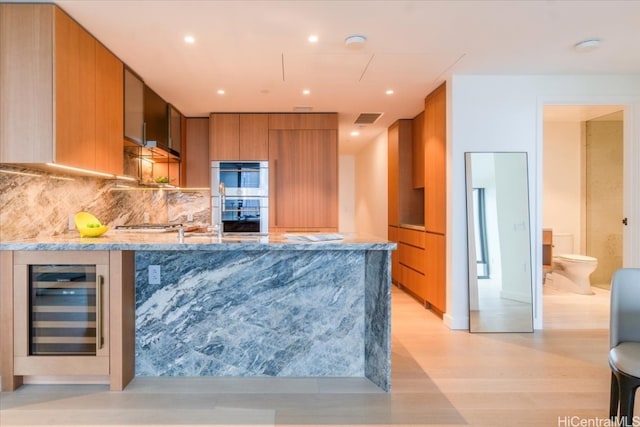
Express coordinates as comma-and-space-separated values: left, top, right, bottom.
96, 275, 104, 350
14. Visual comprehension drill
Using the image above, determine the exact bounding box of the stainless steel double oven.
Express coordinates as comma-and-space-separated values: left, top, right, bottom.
211, 161, 269, 233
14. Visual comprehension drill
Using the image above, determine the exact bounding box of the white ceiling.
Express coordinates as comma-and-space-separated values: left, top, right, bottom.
51, 0, 640, 154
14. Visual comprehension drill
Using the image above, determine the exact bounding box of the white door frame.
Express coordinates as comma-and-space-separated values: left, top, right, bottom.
534, 96, 640, 329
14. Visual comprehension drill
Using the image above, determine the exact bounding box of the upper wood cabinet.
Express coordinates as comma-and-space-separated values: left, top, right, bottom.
184, 117, 210, 188
95, 42, 124, 175
209, 113, 269, 160
268, 113, 337, 130
424, 83, 446, 234
268, 129, 338, 231
0, 4, 123, 175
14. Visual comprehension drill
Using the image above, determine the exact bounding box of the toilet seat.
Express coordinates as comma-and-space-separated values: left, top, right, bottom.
556, 254, 597, 263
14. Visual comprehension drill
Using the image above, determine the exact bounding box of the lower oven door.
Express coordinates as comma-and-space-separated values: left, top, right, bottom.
213, 196, 269, 233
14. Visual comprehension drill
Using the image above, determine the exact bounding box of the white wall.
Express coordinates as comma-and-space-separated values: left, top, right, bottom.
338, 155, 356, 233
354, 131, 388, 239
543, 121, 584, 252
449, 75, 640, 330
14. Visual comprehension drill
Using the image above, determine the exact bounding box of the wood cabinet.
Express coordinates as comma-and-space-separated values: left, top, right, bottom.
388, 226, 401, 284
268, 113, 337, 130
424, 83, 446, 234
412, 111, 425, 189
424, 232, 446, 314
268, 129, 338, 231
397, 227, 427, 303
209, 113, 269, 160
95, 42, 124, 175
387, 83, 446, 316
388, 123, 400, 227
169, 104, 182, 156
184, 118, 210, 188
0, 4, 123, 175
0, 250, 135, 392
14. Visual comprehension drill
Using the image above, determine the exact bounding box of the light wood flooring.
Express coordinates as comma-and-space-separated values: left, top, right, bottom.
0, 284, 615, 426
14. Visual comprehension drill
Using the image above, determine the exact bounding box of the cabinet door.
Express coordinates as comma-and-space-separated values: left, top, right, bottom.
143, 85, 168, 149
268, 113, 337, 130
169, 105, 182, 155
95, 42, 123, 175
412, 111, 425, 189
124, 68, 144, 145
269, 129, 338, 230
425, 232, 446, 314
185, 117, 210, 188
424, 83, 446, 234
387, 123, 399, 226
55, 7, 96, 170
0, 4, 55, 163
209, 113, 239, 160
239, 114, 268, 160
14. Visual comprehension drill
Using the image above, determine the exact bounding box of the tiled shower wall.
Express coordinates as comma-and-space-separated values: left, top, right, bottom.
0, 165, 210, 241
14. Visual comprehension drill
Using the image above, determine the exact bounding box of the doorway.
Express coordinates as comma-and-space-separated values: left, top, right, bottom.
542, 105, 623, 329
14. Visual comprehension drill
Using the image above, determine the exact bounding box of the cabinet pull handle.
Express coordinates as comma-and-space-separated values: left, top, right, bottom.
96, 275, 104, 350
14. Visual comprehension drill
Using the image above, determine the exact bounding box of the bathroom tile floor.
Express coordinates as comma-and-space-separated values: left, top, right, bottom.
0, 285, 615, 426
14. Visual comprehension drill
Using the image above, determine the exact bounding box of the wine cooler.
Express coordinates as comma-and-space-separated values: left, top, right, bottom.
29, 265, 104, 355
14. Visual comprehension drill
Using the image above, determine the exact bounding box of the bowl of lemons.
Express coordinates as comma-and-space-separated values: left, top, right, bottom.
74, 212, 109, 237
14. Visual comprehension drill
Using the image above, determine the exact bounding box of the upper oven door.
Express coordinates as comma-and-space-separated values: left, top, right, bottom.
212, 161, 268, 197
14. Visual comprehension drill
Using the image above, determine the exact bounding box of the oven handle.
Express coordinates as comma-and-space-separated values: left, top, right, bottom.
273, 159, 278, 226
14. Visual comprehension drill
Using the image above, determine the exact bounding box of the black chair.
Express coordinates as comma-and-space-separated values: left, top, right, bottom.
609, 268, 640, 426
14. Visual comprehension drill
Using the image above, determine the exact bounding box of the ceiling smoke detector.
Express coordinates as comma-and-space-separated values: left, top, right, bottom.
574, 39, 602, 51
345, 34, 367, 48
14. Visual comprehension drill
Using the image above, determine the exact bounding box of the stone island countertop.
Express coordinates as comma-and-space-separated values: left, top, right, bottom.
1, 232, 395, 391
0, 231, 396, 252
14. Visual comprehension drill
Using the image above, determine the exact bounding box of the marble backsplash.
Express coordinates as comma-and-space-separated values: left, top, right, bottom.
0, 165, 210, 241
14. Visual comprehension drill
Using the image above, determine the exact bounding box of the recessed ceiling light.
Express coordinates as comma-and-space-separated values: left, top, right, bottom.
302, 89, 311, 95
308, 34, 319, 43
217, 89, 225, 95
350, 131, 360, 137
184, 35, 195, 44
385, 89, 394, 95
574, 39, 601, 51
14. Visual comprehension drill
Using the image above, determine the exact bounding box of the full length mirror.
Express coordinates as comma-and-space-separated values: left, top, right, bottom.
465, 152, 534, 332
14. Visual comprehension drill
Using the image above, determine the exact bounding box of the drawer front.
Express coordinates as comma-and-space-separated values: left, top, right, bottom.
400, 264, 426, 298
398, 227, 425, 248
399, 242, 425, 273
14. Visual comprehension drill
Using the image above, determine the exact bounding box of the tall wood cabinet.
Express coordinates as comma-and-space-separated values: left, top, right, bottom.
269, 128, 338, 231
423, 83, 447, 314
388, 83, 447, 316
209, 113, 269, 160
0, 4, 123, 175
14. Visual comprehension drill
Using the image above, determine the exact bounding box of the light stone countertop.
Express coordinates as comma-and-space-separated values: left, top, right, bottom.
0, 231, 396, 252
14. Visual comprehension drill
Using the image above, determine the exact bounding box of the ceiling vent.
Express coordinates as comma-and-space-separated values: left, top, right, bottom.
354, 112, 383, 125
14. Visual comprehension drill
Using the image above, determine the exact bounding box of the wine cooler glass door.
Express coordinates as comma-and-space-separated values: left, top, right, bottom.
30, 265, 103, 355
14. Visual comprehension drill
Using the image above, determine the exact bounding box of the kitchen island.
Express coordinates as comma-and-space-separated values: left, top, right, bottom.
0, 233, 395, 391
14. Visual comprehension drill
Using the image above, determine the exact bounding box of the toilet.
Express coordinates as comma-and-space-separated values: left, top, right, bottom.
545, 233, 598, 295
